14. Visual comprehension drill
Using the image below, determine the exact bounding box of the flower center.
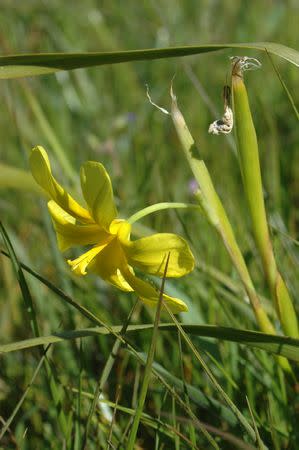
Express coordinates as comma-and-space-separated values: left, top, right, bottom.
109, 219, 131, 243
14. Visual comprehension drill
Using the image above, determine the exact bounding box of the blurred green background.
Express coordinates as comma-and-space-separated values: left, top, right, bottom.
0, 1, 298, 448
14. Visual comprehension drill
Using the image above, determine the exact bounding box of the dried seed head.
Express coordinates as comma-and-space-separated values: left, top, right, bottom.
231, 56, 262, 77
208, 107, 233, 135
208, 85, 233, 135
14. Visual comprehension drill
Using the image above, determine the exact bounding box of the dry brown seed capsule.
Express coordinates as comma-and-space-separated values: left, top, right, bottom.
208, 85, 234, 135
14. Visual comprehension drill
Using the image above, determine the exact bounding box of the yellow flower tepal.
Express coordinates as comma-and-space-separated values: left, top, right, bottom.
30, 146, 195, 313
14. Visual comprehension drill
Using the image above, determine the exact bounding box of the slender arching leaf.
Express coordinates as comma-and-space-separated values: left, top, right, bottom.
1, 324, 299, 362
0, 42, 298, 79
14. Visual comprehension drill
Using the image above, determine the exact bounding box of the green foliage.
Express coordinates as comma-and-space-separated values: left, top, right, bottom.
0, 1, 298, 449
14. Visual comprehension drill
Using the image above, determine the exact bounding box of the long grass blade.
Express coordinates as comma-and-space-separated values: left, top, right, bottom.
0, 42, 298, 79
163, 305, 258, 443
266, 50, 299, 121
127, 254, 170, 449
0, 224, 70, 438
1, 248, 294, 438
0, 346, 49, 440
2, 323, 299, 361
81, 300, 138, 449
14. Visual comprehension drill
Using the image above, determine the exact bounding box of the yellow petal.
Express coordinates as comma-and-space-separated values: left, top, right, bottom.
30, 146, 92, 223
123, 233, 195, 277
48, 200, 111, 252
80, 162, 117, 230
68, 244, 108, 276
121, 265, 188, 313
88, 238, 133, 291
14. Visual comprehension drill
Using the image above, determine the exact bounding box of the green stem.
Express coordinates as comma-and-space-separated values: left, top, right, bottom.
232, 74, 277, 290
232, 63, 298, 338
127, 202, 200, 224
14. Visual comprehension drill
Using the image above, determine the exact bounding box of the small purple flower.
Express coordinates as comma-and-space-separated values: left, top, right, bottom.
188, 178, 199, 195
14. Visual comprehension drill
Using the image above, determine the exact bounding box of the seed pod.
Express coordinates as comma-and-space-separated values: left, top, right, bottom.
231, 56, 298, 338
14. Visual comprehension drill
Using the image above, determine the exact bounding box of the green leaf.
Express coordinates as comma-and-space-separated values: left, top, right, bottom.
0, 42, 298, 79
1, 324, 299, 362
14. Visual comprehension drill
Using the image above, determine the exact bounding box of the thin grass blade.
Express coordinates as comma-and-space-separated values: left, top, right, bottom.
0, 42, 298, 79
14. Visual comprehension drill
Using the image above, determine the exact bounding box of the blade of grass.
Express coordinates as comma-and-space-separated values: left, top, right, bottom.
127, 254, 219, 449
106, 385, 121, 450
204, 349, 239, 391
163, 303, 257, 444
266, 50, 299, 121
154, 390, 169, 450
73, 340, 83, 450
0, 222, 40, 336
0, 42, 298, 79
0, 345, 49, 440
178, 332, 197, 448
94, 392, 200, 448
72, 388, 255, 450
268, 400, 281, 450
2, 248, 293, 437
132, 363, 141, 410
0, 223, 70, 438
172, 396, 180, 450
81, 299, 138, 450
246, 397, 266, 450
171, 415, 257, 450
126, 253, 169, 450
21, 82, 76, 182
2, 322, 299, 362
0, 249, 220, 435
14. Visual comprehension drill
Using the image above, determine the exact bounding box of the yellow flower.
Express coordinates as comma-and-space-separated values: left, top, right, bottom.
30, 146, 195, 313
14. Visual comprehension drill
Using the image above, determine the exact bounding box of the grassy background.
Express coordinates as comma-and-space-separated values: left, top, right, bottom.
0, 1, 298, 448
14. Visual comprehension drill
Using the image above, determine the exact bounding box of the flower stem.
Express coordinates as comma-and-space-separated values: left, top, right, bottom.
232, 59, 298, 338
127, 202, 200, 224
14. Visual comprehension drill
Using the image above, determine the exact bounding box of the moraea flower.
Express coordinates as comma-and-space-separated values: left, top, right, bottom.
30, 146, 194, 313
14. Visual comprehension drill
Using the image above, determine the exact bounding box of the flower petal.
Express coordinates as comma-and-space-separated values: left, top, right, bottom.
68, 244, 108, 276
121, 265, 188, 313
123, 233, 194, 277
30, 146, 92, 223
48, 200, 111, 252
88, 238, 133, 292
80, 162, 117, 230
